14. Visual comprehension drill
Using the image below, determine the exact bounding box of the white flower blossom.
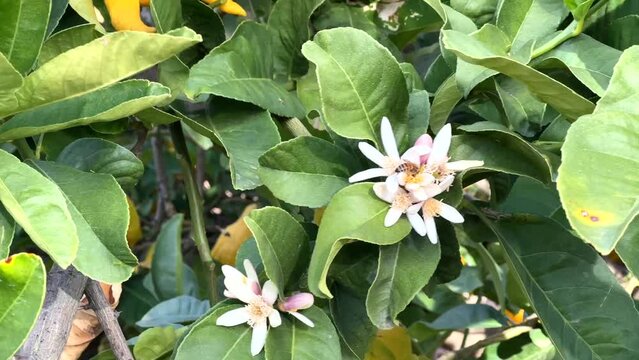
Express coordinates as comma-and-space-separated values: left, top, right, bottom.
278, 292, 315, 327
373, 182, 426, 235
424, 124, 484, 181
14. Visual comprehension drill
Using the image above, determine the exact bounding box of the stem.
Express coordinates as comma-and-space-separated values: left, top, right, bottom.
85, 280, 133, 360
282, 117, 312, 137
531, 20, 583, 59
169, 122, 218, 304
151, 129, 175, 231
14, 139, 35, 160
34, 134, 44, 159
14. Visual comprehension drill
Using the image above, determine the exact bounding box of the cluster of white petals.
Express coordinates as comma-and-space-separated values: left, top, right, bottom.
349, 117, 483, 244
216, 260, 315, 356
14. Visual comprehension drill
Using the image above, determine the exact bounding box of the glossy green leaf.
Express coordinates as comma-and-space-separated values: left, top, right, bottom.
308, 183, 412, 298
615, 220, 639, 278
38, 23, 99, 66
137, 295, 210, 328
0, 80, 170, 141
57, 138, 144, 189
46, 0, 68, 37
32, 161, 137, 283
185, 21, 305, 118
134, 326, 187, 360
0, 0, 50, 73
0, 53, 23, 112
268, 0, 325, 80
450, 0, 498, 25
431, 220, 462, 284
564, 0, 594, 21
135, 107, 181, 126
429, 75, 462, 133
265, 306, 341, 360
442, 29, 595, 120
175, 99, 280, 190
119, 274, 160, 327
496, 0, 568, 52
366, 235, 441, 329
0, 205, 15, 259
181, 0, 225, 51
533, 34, 621, 96
153, 214, 186, 300
0, 253, 46, 359
427, 304, 508, 330
68, 0, 106, 33
151, 0, 182, 33
1, 27, 200, 117
0, 150, 78, 267
496, 217, 639, 359
302, 28, 409, 147
558, 46, 639, 254
495, 77, 548, 137
405, 90, 430, 146
173, 305, 264, 360
245, 206, 308, 293
330, 285, 376, 359
258, 137, 357, 208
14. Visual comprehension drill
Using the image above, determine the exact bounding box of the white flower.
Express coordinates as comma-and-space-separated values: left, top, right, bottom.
373, 182, 426, 236
424, 124, 484, 181
349, 117, 430, 193
420, 176, 464, 244
278, 292, 315, 327
216, 260, 282, 356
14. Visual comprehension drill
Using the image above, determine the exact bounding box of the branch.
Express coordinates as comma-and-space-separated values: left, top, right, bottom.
15, 266, 88, 360
151, 128, 175, 231
85, 280, 133, 360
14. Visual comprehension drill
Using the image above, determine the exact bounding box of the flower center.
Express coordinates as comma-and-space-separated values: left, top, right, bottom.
428, 159, 454, 180
392, 191, 413, 211
246, 297, 273, 327
423, 199, 441, 217
404, 165, 427, 186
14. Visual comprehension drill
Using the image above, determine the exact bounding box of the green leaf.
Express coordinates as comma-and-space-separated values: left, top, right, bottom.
406, 91, 430, 145
268, 0, 325, 80
181, 0, 225, 51
615, 220, 639, 278
38, 24, 99, 67
185, 21, 305, 118
46, 0, 68, 37
0, 150, 78, 267
496, 0, 568, 52
366, 235, 441, 329
0, 0, 50, 73
427, 304, 508, 330
302, 28, 409, 147
496, 217, 639, 359
151, 0, 183, 33
68, 0, 106, 33
308, 183, 412, 298
431, 220, 462, 284
135, 107, 181, 126
57, 138, 144, 189
137, 295, 210, 328
0, 80, 171, 141
119, 274, 160, 327
0, 205, 15, 259
31, 161, 137, 283
152, 214, 186, 300
265, 306, 341, 360
441, 29, 595, 120
0, 53, 23, 112
533, 34, 622, 96
558, 46, 639, 254
330, 285, 376, 359
173, 305, 264, 360
0, 253, 46, 360
495, 77, 548, 137
245, 206, 308, 293
134, 326, 187, 360
564, 0, 594, 21
258, 137, 357, 208
1, 27, 201, 117
429, 75, 463, 133
175, 99, 280, 190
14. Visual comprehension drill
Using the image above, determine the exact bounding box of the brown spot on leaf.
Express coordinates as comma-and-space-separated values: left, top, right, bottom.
4, 256, 12, 264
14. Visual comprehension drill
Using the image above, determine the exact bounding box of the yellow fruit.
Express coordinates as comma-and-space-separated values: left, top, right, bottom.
211, 204, 258, 265
139, 0, 150, 6
105, 0, 155, 32
506, 309, 525, 324
202, 0, 247, 17
126, 197, 143, 247
365, 327, 413, 360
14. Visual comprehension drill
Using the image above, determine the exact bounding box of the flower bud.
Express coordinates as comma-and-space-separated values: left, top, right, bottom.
279, 292, 314, 312
415, 134, 433, 164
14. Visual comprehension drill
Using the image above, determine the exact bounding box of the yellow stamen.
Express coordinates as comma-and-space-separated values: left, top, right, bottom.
392, 191, 413, 211
246, 297, 273, 327
423, 198, 441, 217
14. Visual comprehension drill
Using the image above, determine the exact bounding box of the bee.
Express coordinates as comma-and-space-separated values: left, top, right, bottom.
395, 162, 421, 176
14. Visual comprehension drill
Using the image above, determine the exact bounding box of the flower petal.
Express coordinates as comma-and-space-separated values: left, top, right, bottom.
221, 264, 245, 281
446, 160, 484, 172
223, 290, 236, 299
349, 168, 388, 183
429, 124, 451, 166
438, 175, 455, 190
408, 212, 427, 236
289, 311, 315, 328
358, 142, 386, 167
381, 117, 400, 160
385, 173, 400, 194
262, 280, 279, 305
224, 277, 257, 304
384, 207, 403, 227
438, 202, 465, 223
373, 182, 395, 204
281, 293, 314, 312
268, 310, 282, 328
424, 216, 438, 244
243, 259, 261, 295
216, 308, 249, 327
415, 134, 433, 164
251, 321, 268, 356
401, 145, 430, 165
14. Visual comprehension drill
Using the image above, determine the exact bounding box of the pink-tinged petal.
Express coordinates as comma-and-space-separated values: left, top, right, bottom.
428, 124, 451, 166
407, 212, 427, 236
384, 207, 403, 227
268, 310, 282, 328
424, 216, 438, 244
385, 173, 400, 194
415, 134, 433, 164
243, 259, 261, 295
281, 293, 314, 312
380, 117, 400, 160
438, 202, 464, 223
251, 321, 268, 356
446, 160, 484, 172
216, 308, 249, 327
373, 182, 395, 204
349, 168, 388, 183
401, 145, 430, 164
289, 311, 315, 328
358, 142, 386, 167
262, 280, 279, 305
224, 277, 258, 304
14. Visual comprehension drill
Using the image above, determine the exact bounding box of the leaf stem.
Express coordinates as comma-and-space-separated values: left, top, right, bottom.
531, 20, 583, 59
14, 139, 36, 160
282, 117, 312, 137
169, 122, 218, 304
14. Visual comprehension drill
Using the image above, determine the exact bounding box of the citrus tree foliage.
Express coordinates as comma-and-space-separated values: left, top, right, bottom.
1, 0, 639, 359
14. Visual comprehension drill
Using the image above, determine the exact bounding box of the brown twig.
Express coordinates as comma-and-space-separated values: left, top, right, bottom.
15, 266, 88, 360
85, 280, 133, 360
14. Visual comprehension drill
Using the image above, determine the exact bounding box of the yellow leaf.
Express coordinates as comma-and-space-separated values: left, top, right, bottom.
313, 207, 325, 225
211, 204, 257, 265
105, 0, 155, 32
365, 326, 413, 360
139, 243, 155, 269
139, 0, 149, 6
126, 196, 143, 247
